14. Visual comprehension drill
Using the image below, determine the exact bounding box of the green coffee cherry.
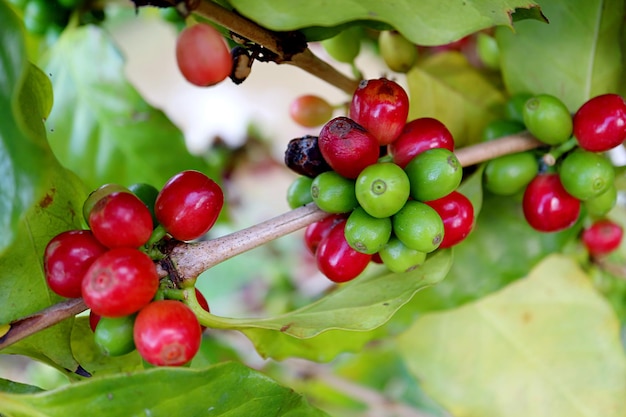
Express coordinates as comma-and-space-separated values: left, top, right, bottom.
523, 94, 573, 145
311, 171, 358, 213
378, 236, 427, 273
286, 176, 314, 209
128, 183, 160, 227
404, 148, 462, 202
344, 207, 392, 255
355, 162, 410, 218
481, 119, 525, 142
559, 150, 615, 200
476, 33, 500, 70
584, 184, 617, 217
94, 315, 136, 357
484, 151, 539, 196
321, 26, 362, 63
379, 30, 418, 73
504, 93, 533, 123
392, 200, 444, 253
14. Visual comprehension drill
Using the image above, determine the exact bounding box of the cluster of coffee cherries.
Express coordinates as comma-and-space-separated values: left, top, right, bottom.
43, 170, 223, 366
481, 92, 626, 256
285, 78, 475, 283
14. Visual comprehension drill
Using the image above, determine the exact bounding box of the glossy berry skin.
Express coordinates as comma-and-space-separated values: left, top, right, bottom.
316, 220, 372, 283
558, 150, 615, 200
585, 185, 617, 217
310, 171, 358, 213
349, 78, 410, 145
404, 148, 463, 202
522, 173, 581, 233
389, 118, 455, 169
344, 207, 392, 255
392, 200, 444, 253
582, 219, 623, 257
128, 183, 160, 228
94, 315, 137, 357
176, 23, 232, 87
286, 176, 314, 209
134, 300, 202, 367
378, 236, 426, 273
44, 230, 108, 298
379, 30, 417, 73
82, 248, 159, 318
425, 191, 475, 248
523, 94, 573, 146
83, 183, 130, 225
318, 117, 380, 179
155, 170, 224, 241
304, 213, 348, 254
289, 95, 334, 128
355, 162, 410, 218
88, 192, 153, 249
573, 94, 626, 152
483, 151, 539, 196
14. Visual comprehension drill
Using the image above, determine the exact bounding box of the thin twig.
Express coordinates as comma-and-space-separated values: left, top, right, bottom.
0, 133, 542, 350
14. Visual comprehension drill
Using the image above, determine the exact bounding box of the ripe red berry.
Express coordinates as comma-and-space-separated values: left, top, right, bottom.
88, 192, 153, 249
155, 170, 224, 241
89, 310, 101, 332
289, 95, 334, 128
134, 300, 202, 367
318, 116, 380, 179
82, 248, 159, 318
573, 94, 626, 152
349, 78, 409, 145
522, 173, 581, 233
44, 230, 108, 298
389, 117, 455, 168
315, 219, 372, 283
425, 191, 475, 248
304, 213, 349, 254
176, 23, 233, 87
581, 219, 623, 256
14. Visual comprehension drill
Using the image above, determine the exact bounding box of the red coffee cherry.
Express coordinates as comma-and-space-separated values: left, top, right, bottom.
318, 116, 380, 179
573, 94, 626, 152
522, 173, 581, 232
581, 219, 623, 257
134, 300, 202, 367
425, 191, 475, 248
44, 230, 108, 298
389, 118, 455, 168
155, 170, 224, 241
176, 23, 232, 87
304, 213, 348, 254
349, 78, 410, 145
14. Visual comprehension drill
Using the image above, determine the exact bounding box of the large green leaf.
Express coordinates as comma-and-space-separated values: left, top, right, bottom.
201, 249, 452, 361
406, 52, 506, 147
0, 362, 329, 417
0, 166, 88, 374
407, 192, 581, 312
0, 2, 55, 254
43, 25, 208, 191
228, 0, 542, 45
497, 0, 624, 110
396, 255, 626, 417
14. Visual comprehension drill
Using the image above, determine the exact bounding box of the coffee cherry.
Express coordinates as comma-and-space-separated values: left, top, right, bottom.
349, 78, 410, 145
504, 92, 533, 123
355, 162, 410, 218
389, 118, 455, 169
83, 183, 130, 225
379, 31, 417, 73
284, 135, 332, 178
392, 200, 444, 253
315, 219, 372, 283
522, 173, 581, 232
476, 33, 500, 70
310, 171, 358, 213
425, 191, 475, 248
378, 236, 427, 273
581, 219, 623, 256
585, 184, 617, 217
404, 148, 463, 202
94, 315, 137, 357
286, 176, 314, 209
558, 150, 615, 200
128, 183, 160, 228
89, 310, 101, 333
289, 95, 334, 128
321, 26, 362, 63
44, 230, 107, 298
82, 248, 159, 318
176, 23, 232, 87
523, 94, 573, 145
134, 300, 202, 367
573, 94, 626, 152
318, 117, 380, 179
481, 119, 525, 142
155, 170, 223, 241
483, 151, 539, 196
344, 207, 392, 255
304, 213, 348, 254
88, 192, 153, 248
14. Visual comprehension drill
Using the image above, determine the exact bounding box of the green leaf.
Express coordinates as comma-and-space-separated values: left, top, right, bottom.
406, 52, 506, 147
497, 0, 624, 110
0, 362, 330, 417
0, 379, 43, 395
396, 255, 626, 417
207, 250, 452, 361
0, 3, 56, 254
228, 0, 542, 45
408, 193, 581, 312
0, 166, 88, 374
43, 25, 208, 191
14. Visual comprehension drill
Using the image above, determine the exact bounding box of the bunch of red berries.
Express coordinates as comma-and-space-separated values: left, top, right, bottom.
285, 78, 476, 283
43, 170, 222, 366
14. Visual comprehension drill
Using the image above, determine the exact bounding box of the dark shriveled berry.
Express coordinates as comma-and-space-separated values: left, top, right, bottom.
284, 135, 332, 178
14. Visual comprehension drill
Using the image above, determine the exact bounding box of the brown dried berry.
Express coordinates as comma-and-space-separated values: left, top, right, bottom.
284, 135, 332, 178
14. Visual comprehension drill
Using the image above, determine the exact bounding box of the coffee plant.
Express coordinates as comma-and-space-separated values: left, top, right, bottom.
1, 0, 626, 416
